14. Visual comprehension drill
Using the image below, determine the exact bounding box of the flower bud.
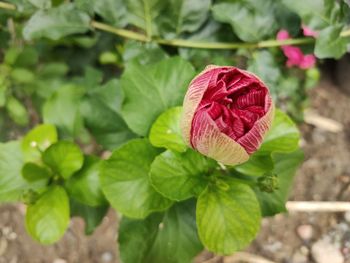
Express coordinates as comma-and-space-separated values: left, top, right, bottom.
181, 65, 274, 165
258, 172, 279, 193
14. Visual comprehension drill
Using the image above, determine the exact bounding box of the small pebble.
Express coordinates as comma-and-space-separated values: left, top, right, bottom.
297, 224, 314, 240
311, 239, 344, 263
7, 232, 17, 241
101, 252, 113, 263
2, 227, 11, 236
300, 246, 309, 255
292, 249, 308, 263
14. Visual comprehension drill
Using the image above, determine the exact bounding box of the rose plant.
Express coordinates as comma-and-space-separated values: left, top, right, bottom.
0, 0, 349, 262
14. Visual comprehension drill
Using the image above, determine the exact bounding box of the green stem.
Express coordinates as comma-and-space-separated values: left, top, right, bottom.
0, 1, 15, 10
91, 21, 149, 42
340, 28, 350, 37
0, 1, 349, 50
142, 0, 152, 40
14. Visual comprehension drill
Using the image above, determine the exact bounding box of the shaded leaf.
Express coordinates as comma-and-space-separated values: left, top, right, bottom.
70, 199, 109, 235
158, 0, 211, 38
92, 0, 127, 27
121, 57, 195, 136
254, 150, 304, 216
125, 0, 166, 36
315, 25, 348, 59
65, 156, 107, 207
100, 139, 172, 219
23, 3, 90, 40
119, 200, 202, 263
212, 2, 277, 42
150, 149, 216, 201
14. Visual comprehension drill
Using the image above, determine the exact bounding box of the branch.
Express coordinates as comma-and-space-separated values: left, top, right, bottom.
286, 201, 350, 212
1, 1, 349, 50
0, 1, 15, 10
223, 252, 277, 263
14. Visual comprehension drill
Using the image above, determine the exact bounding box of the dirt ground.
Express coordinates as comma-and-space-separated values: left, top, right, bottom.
0, 63, 350, 263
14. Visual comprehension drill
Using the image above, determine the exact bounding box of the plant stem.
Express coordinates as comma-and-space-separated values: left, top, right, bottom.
0, 1, 349, 50
286, 201, 350, 212
340, 28, 350, 37
91, 21, 149, 42
0, 1, 15, 10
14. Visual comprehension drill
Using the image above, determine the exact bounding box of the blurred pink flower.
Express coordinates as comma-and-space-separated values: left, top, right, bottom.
277, 28, 317, 69
302, 25, 318, 37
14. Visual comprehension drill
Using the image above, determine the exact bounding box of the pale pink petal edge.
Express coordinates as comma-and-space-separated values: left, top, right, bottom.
192, 112, 249, 166
180, 65, 222, 146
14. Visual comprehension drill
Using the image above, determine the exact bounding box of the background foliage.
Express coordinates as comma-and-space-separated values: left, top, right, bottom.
0, 0, 349, 262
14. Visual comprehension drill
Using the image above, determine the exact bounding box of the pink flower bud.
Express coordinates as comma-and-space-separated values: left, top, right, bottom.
181, 66, 274, 165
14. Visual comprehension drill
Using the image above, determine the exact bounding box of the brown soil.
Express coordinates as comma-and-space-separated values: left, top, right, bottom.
1, 69, 350, 263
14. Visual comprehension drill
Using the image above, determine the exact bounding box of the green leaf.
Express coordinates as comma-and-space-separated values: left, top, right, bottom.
150, 149, 215, 201
80, 80, 135, 150
119, 200, 203, 263
0, 141, 29, 202
11, 68, 35, 84
282, 0, 324, 17
27, 0, 51, 9
212, 2, 277, 42
22, 124, 57, 162
158, 0, 211, 38
121, 57, 195, 136
125, 0, 166, 37
39, 63, 68, 78
258, 109, 300, 154
42, 141, 84, 180
149, 107, 187, 152
4, 47, 20, 66
22, 162, 51, 182
23, 3, 90, 40
81, 97, 135, 150
92, 0, 127, 27
70, 199, 108, 235
99, 51, 118, 65
247, 50, 281, 95
122, 41, 168, 65
65, 156, 107, 207
100, 139, 173, 219
275, 4, 301, 36
43, 85, 85, 137
315, 25, 348, 59
13, 47, 39, 67
25, 186, 69, 244
197, 180, 261, 254
178, 21, 233, 68
5, 96, 29, 126
74, 0, 94, 14
235, 154, 274, 177
254, 150, 304, 216
75, 67, 103, 91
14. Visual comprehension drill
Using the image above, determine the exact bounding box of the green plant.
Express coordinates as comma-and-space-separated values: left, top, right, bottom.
0, 0, 349, 262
